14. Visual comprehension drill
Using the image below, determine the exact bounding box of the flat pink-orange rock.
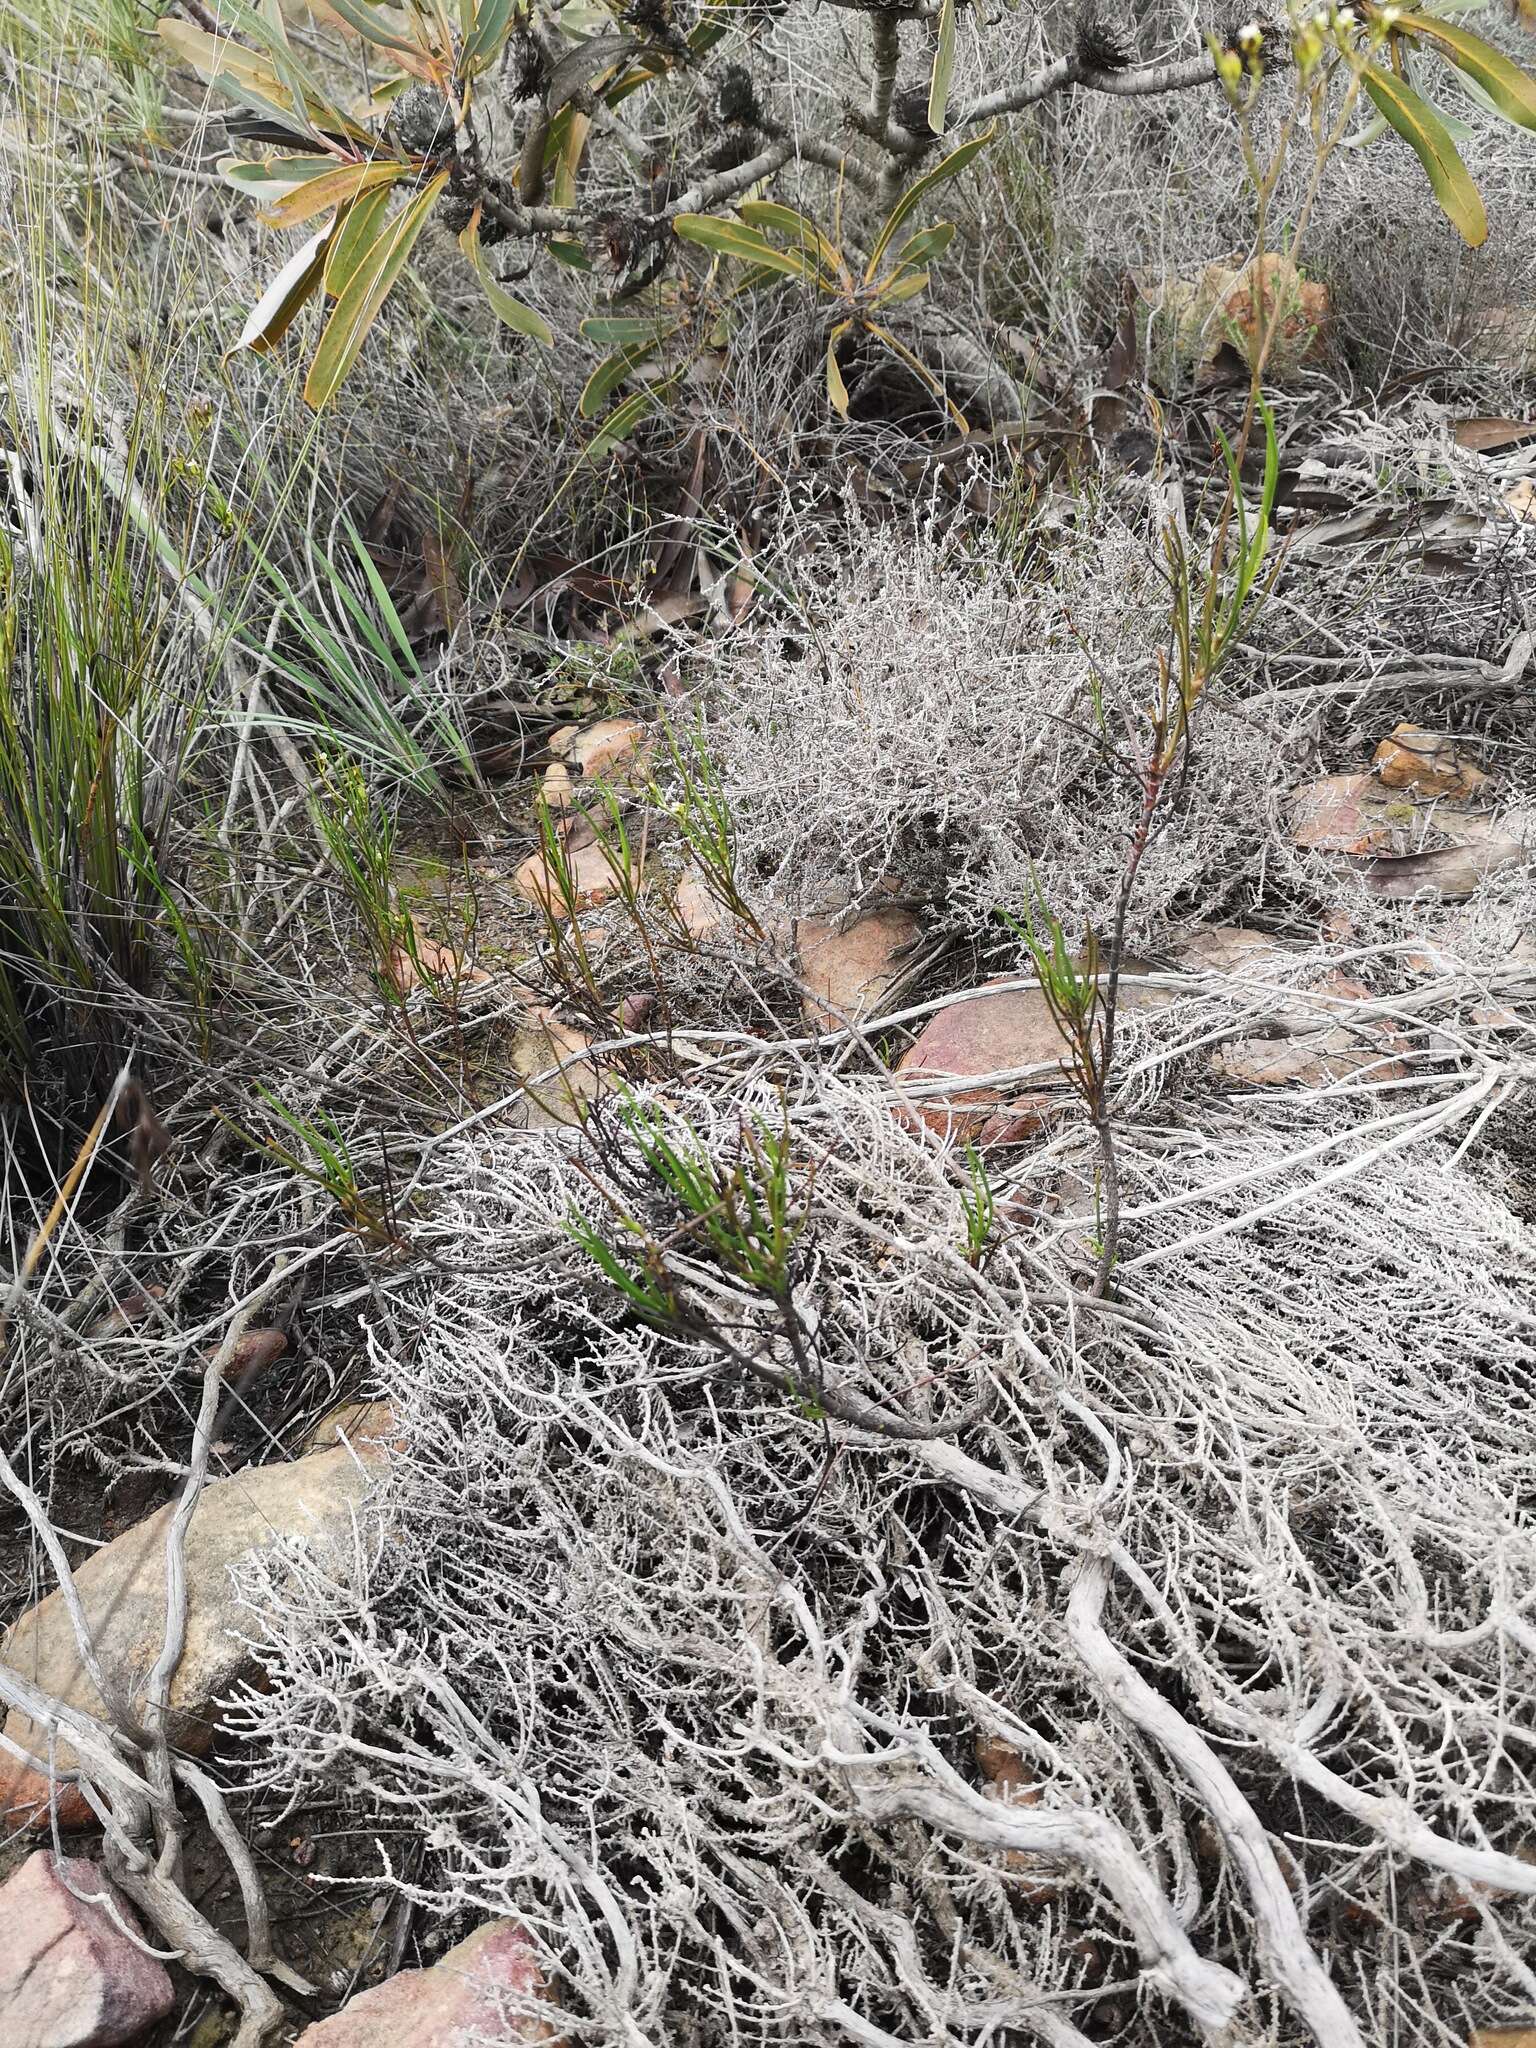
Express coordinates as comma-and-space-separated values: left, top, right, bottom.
295, 1918, 558, 2047
896, 975, 1168, 1145
0, 1851, 174, 2047
797, 905, 921, 1030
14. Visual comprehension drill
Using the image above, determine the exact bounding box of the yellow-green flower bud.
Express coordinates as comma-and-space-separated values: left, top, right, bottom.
1292, 16, 1324, 68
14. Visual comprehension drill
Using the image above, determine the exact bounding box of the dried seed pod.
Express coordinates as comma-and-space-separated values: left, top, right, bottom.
1074, 0, 1137, 70
510, 30, 550, 101
715, 62, 762, 128
388, 81, 459, 160
435, 193, 476, 236
702, 132, 762, 176
891, 83, 937, 137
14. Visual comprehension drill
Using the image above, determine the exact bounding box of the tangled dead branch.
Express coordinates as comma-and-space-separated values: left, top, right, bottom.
224, 1013, 1536, 2046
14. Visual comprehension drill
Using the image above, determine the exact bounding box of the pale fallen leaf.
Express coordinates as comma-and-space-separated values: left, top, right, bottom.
88, 1283, 167, 1339
1289, 773, 1529, 901
1171, 932, 1408, 1087
1213, 1028, 1406, 1089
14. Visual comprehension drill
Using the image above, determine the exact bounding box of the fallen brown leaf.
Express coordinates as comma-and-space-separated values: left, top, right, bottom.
1452, 416, 1536, 453
1290, 773, 1528, 900
88, 1284, 167, 1340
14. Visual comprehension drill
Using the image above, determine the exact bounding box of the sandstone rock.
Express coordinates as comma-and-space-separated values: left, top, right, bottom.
896, 973, 1169, 1144
671, 872, 727, 944
545, 719, 652, 802
1372, 724, 1489, 798
796, 904, 921, 1031
539, 761, 576, 811
221, 1328, 289, 1382
388, 915, 490, 994
975, 1734, 1042, 1804
294, 1917, 557, 2047
507, 1008, 606, 1131
0, 1850, 174, 2047
1290, 772, 1409, 855
1170, 933, 1408, 1088
512, 834, 630, 915
564, 716, 651, 786
305, 1400, 403, 1456
0, 1442, 383, 1829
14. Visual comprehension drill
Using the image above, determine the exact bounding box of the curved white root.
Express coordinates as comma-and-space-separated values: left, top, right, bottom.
1067, 1557, 1364, 2048
853, 1780, 1247, 2038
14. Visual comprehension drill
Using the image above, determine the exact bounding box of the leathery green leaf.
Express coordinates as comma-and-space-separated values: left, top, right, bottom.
928, 0, 957, 136
1394, 14, 1536, 133
673, 215, 828, 286
866, 124, 995, 279
264, 158, 410, 230
579, 345, 660, 418
322, 183, 397, 298
459, 209, 554, 343
1360, 62, 1487, 245
304, 170, 449, 406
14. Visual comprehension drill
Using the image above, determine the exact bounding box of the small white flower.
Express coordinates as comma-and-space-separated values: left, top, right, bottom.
1238, 19, 1264, 46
